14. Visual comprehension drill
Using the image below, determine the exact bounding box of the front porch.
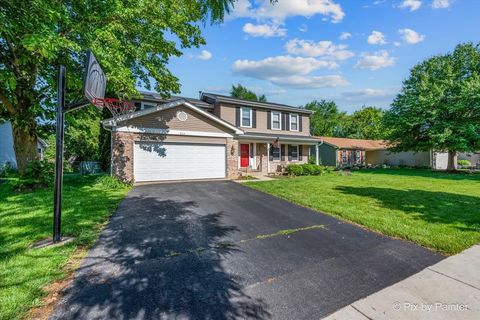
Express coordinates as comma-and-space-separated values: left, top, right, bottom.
236, 134, 319, 177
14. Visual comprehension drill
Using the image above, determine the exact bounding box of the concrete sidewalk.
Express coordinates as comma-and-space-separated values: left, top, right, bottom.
324, 245, 480, 320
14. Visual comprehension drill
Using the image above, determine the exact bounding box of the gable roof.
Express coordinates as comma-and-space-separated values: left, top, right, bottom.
102, 98, 243, 134
318, 136, 389, 151
201, 92, 312, 115
135, 91, 213, 109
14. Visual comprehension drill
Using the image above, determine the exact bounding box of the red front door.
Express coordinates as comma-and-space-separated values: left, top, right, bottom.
240, 144, 250, 168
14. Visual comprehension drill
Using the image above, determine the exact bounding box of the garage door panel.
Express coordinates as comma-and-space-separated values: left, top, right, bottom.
134, 142, 226, 181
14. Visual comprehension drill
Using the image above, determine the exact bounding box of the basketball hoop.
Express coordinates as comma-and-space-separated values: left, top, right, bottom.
92, 97, 136, 118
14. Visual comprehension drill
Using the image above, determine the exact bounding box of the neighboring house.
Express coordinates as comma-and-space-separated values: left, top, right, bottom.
102, 91, 319, 183
317, 136, 452, 169
0, 121, 48, 169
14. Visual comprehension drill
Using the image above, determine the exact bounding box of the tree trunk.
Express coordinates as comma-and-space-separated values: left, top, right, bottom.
12, 122, 38, 174
447, 150, 456, 171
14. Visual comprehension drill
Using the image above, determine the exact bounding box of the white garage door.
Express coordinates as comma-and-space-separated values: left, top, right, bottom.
134, 142, 226, 182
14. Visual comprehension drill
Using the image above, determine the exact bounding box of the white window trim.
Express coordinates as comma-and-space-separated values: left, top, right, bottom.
290, 145, 299, 161
241, 107, 252, 128
271, 111, 281, 131
289, 114, 299, 132
271, 143, 281, 161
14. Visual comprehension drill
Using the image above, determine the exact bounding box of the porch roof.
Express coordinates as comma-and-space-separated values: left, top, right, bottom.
239, 132, 319, 144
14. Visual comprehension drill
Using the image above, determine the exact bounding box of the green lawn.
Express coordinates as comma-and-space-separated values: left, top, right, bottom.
0, 175, 130, 320
245, 169, 480, 255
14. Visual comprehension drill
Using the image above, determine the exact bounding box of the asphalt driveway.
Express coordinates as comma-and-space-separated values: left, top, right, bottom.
51, 181, 443, 320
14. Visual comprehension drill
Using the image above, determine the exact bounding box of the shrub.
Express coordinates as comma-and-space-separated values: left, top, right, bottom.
0, 162, 16, 177
13, 159, 55, 190
286, 164, 303, 176
95, 175, 130, 189
301, 164, 317, 175
458, 159, 472, 166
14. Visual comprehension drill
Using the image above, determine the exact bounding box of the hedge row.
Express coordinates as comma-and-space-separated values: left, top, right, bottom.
286, 163, 335, 176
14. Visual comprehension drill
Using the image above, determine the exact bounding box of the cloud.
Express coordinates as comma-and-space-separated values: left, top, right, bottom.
233, 55, 337, 78
243, 23, 287, 37
399, 0, 422, 11
341, 88, 395, 100
367, 31, 387, 45
339, 32, 352, 40
196, 50, 212, 60
399, 28, 425, 44
232, 55, 347, 88
432, 0, 453, 9
270, 75, 348, 88
231, 0, 345, 23
355, 50, 396, 70
299, 24, 308, 32
285, 39, 354, 60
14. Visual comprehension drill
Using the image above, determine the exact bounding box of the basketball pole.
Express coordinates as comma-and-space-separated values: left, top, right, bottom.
53, 65, 66, 243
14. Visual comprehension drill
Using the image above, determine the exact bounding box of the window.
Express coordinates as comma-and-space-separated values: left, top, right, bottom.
241, 107, 252, 127
290, 145, 299, 161
271, 111, 281, 130
290, 114, 298, 131
271, 145, 280, 160
141, 102, 156, 110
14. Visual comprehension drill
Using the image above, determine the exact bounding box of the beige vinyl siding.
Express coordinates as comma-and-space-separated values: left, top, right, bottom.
137, 135, 227, 145
126, 105, 227, 133
218, 103, 310, 136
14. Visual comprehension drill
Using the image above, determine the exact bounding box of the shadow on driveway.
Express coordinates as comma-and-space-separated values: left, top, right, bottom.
52, 196, 270, 319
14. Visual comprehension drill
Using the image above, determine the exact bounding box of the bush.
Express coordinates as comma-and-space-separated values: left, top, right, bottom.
286, 163, 335, 176
95, 175, 130, 188
458, 159, 472, 166
14, 159, 55, 190
0, 162, 16, 177
286, 164, 304, 176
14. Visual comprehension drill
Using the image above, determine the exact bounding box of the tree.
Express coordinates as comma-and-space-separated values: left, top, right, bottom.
304, 100, 347, 136
383, 43, 480, 170
344, 106, 385, 140
0, 0, 237, 172
230, 84, 267, 102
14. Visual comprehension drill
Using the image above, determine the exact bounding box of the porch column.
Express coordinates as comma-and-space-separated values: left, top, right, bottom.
267, 143, 270, 174
315, 143, 319, 165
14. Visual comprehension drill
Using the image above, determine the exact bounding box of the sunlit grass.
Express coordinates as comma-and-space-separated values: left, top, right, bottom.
245, 169, 480, 255
0, 174, 130, 320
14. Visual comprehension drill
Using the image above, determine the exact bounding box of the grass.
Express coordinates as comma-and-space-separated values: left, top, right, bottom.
0, 174, 130, 320
245, 169, 480, 255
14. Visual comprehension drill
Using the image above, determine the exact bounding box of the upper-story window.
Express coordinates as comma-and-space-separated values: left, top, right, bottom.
241, 107, 252, 127
141, 102, 156, 110
290, 114, 299, 131
271, 111, 281, 130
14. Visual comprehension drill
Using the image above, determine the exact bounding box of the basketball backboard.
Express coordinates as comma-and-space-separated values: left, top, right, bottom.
83, 50, 106, 108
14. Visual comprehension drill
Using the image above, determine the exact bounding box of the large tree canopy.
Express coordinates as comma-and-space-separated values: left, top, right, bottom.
383, 42, 480, 170
344, 106, 385, 140
0, 0, 237, 172
230, 84, 267, 102
304, 100, 347, 137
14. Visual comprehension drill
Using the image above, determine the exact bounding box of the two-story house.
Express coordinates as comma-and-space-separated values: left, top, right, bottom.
103, 91, 319, 182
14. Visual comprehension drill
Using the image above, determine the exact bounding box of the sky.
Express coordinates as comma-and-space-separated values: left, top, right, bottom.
164, 0, 480, 113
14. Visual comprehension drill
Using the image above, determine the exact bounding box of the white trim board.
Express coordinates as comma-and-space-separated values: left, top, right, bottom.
113, 126, 233, 138
103, 99, 243, 135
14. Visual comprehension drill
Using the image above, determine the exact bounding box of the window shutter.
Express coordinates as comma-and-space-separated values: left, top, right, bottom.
235, 107, 240, 126
252, 109, 257, 128
269, 144, 273, 161
267, 110, 271, 129
281, 144, 285, 161
288, 145, 292, 161
281, 113, 285, 130
299, 115, 303, 132
299, 146, 303, 161
134, 102, 141, 111
286, 113, 290, 131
